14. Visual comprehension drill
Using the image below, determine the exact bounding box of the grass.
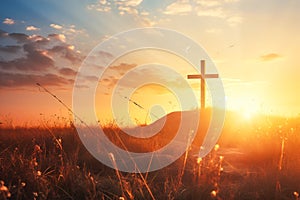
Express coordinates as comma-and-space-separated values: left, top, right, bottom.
0, 113, 300, 199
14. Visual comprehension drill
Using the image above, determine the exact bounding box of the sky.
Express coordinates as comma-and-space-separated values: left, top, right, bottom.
0, 0, 299, 126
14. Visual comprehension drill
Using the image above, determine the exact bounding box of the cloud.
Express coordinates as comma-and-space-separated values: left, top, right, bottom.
0, 30, 84, 88
49, 45, 82, 64
0, 29, 8, 37
109, 63, 137, 75
50, 23, 63, 30
8, 33, 29, 43
163, 0, 192, 15
83, 50, 114, 69
59, 67, 77, 76
3, 18, 15, 25
87, 0, 156, 27
61, 24, 88, 39
68, 45, 75, 50
26, 25, 40, 31
162, 0, 242, 26
87, 0, 241, 27
87, 0, 143, 13
118, 6, 139, 15
27, 35, 48, 45
114, 0, 156, 25
96, 63, 138, 91
0, 43, 54, 71
194, 0, 229, 18
87, 0, 141, 15
196, 0, 242, 26
87, 0, 111, 12
117, 0, 143, 7
0, 45, 21, 53
0, 71, 72, 88
194, 0, 240, 5
48, 24, 88, 43
260, 53, 282, 61
116, 0, 143, 15
139, 17, 157, 26
48, 33, 66, 42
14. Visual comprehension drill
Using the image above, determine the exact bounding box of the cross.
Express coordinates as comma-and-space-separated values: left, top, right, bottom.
187, 60, 219, 109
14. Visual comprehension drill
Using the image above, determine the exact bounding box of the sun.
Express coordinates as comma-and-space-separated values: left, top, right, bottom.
243, 110, 255, 120
240, 104, 259, 120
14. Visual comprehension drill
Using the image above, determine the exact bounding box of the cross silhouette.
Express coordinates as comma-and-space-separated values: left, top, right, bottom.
187, 60, 219, 109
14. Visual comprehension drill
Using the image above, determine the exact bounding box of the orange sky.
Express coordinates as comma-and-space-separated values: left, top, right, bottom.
0, 0, 300, 127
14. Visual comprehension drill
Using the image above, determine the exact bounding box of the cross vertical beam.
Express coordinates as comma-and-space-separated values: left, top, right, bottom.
187, 60, 219, 109
200, 60, 205, 110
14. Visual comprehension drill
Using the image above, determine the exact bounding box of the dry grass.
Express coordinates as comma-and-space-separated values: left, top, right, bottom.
0, 114, 300, 199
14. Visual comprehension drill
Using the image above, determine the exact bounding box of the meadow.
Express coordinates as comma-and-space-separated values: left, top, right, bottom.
0, 111, 300, 200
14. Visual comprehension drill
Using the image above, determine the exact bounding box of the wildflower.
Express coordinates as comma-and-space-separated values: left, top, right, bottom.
37, 171, 42, 176
294, 191, 299, 198
119, 197, 125, 200
21, 182, 26, 187
0, 180, 11, 198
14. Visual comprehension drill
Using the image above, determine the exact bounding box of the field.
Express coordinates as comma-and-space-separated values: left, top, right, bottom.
0, 112, 300, 200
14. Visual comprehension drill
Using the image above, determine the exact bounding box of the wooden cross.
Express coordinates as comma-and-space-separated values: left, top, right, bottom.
187, 60, 219, 109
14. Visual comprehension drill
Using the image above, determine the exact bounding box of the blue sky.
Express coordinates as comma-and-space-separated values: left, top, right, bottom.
0, 0, 244, 49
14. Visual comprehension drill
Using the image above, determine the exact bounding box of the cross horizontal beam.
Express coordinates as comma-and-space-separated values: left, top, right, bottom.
187, 74, 219, 79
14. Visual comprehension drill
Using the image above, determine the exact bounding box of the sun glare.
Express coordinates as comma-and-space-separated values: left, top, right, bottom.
240, 105, 259, 120
243, 110, 254, 120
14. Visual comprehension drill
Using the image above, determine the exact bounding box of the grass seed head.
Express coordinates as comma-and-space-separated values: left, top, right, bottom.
214, 144, 220, 151
34, 144, 42, 154
197, 157, 202, 164
211, 190, 217, 197
0, 180, 11, 198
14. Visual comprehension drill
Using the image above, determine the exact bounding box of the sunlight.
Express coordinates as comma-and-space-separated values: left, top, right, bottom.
243, 109, 255, 120
241, 104, 259, 120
